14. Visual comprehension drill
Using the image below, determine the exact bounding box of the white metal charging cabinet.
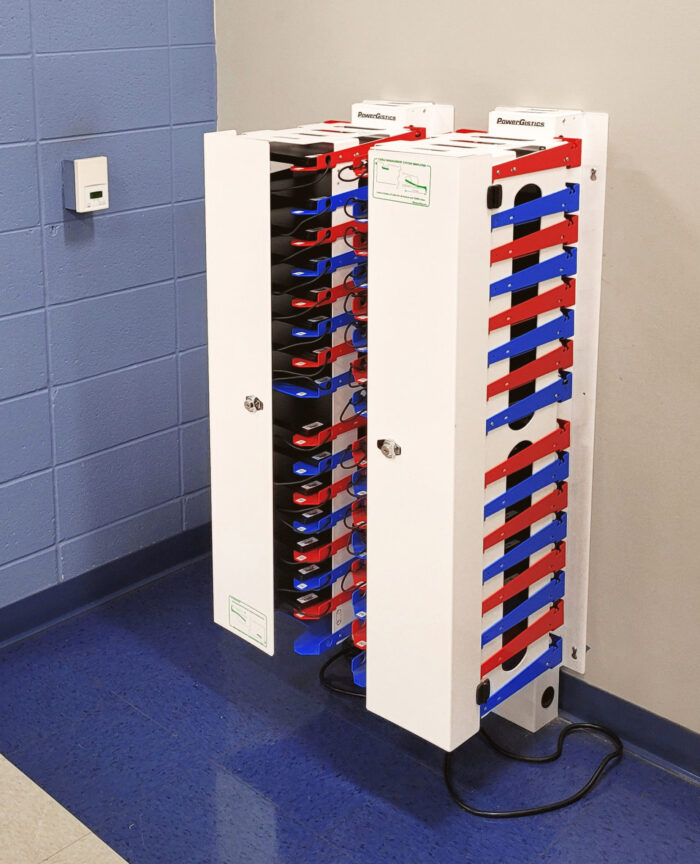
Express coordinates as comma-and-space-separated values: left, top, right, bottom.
204, 104, 608, 753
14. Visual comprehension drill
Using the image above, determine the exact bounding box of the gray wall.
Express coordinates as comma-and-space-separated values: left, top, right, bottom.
215, 0, 700, 732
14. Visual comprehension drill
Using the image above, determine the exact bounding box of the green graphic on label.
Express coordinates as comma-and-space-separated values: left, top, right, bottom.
404, 178, 427, 192
372, 158, 431, 207
229, 596, 267, 647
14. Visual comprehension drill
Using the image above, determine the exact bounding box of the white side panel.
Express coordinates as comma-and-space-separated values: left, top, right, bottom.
564, 113, 609, 672
366, 147, 492, 751
205, 131, 275, 655
451, 155, 497, 745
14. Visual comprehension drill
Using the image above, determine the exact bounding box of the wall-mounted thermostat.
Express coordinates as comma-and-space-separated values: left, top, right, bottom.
62, 156, 109, 213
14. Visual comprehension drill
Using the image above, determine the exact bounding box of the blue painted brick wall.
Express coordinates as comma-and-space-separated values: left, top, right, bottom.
0, 1, 215, 608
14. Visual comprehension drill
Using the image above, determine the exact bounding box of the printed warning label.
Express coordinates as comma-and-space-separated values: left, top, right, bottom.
372, 158, 431, 206
229, 596, 267, 648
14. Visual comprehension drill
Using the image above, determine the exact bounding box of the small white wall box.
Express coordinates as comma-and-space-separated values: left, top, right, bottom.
62, 156, 109, 213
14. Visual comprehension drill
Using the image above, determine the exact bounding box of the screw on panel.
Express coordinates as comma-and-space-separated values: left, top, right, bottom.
244, 395, 263, 413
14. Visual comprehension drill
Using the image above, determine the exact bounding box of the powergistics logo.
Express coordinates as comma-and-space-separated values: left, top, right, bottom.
496, 117, 545, 127
357, 111, 397, 121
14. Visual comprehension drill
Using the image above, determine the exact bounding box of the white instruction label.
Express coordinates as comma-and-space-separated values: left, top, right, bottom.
373, 158, 431, 207
229, 596, 268, 648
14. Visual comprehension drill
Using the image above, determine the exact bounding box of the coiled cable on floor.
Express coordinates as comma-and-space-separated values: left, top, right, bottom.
320, 648, 624, 817
444, 722, 623, 818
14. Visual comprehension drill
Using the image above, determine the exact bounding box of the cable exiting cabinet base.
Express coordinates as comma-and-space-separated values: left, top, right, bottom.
320, 647, 623, 818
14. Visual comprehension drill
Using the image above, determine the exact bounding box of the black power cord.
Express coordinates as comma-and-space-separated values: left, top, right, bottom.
319, 644, 365, 698
445, 722, 623, 819
320, 647, 624, 817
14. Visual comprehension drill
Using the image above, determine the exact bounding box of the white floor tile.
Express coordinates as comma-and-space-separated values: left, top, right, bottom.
0, 756, 126, 864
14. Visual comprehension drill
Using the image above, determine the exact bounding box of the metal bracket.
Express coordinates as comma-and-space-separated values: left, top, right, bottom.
293, 496, 364, 537
293, 617, 353, 655
482, 546, 566, 614
482, 515, 567, 583
490, 217, 578, 264
487, 344, 573, 399
489, 248, 577, 298
352, 588, 367, 618
488, 312, 574, 366
353, 618, 367, 649
491, 184, 579, 229
483, 483, 568, 551
351, 652, 367, 687
486, 371, 572, 432
480, 636, 563, 716
290, 185, 368, 217
491, 138, 582, 182
291, 250, 363, 279
484, 452, 570, 518
291, 310, 355, 339
481, 603, 565, 679
350, 389, 367, 416
272, 368, 352, 399
293, 437, 366, 477
293, 555, 362, 592
293, 530, 355, 564
292, 583, 355, 620
291, 278, 365, 311
293, 500, 355, 534
289, 126, 426, 174
484, 421, 570, 487
481, 573, 565, 646
352, 324, 367, 352
488, 279, 576, 333
291, 414, 365, 448
350, 468, 367, 496
290, 219, 366, 248
291, 339, 356, 368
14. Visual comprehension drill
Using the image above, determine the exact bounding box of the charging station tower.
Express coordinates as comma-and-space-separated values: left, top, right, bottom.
205, 101, 608, 751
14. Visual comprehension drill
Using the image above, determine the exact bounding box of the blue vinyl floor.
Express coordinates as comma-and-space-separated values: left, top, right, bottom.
1, 557, 698, 864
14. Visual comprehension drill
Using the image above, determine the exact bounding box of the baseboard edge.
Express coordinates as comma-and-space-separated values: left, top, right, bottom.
0, 523, 212, 648
560, 670, 700, 780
